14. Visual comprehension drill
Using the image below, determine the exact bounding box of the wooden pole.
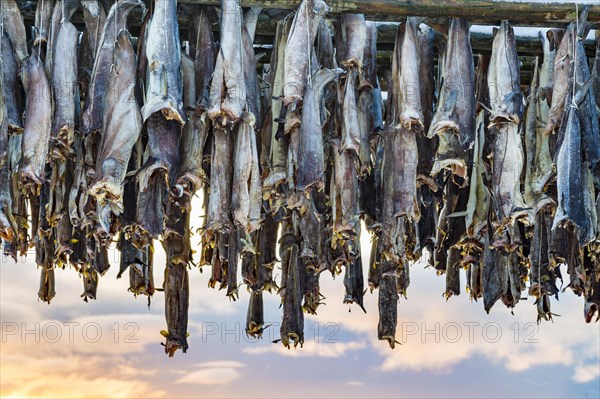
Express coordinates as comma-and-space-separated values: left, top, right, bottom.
174, 0, 599, 27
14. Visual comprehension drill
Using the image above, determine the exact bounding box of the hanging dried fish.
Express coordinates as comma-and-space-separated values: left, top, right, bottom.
2, 0, 28, 64
283, 0, 329, 105
141, 0, 184, 124
397, 18, 423, 131
232, 113, 262, 233
208, 0, 245, 126
340, 13, 366, 68
19, 53, 52, 194
50, 21, 79, 161
428, 18, 475, 178
297, 68, 343, 192
33, 0, 56, 47
82, 0, 144, 135
1, 34, 23, 133
90, 30, 142, 236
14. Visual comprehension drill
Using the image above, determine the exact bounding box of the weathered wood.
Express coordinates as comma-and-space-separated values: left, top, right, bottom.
172, 0, 599, 27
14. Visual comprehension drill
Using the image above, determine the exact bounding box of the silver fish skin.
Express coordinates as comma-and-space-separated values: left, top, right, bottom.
19, 55, 52, 191
91, 30, 142, 235
397, 18, 423, 131
553, 106, 593, 244
141, 0, 185, 124
2, 0, 28, 64
544, 24, 575, 136
1, 34, 23, 132
50, 21, 79, 161
191, 9, 215, 112
492, 122, 527, 223
207, 0, 245, 126
81, 0, 145, 135
340, 13, 366, 69
0, 57, 6, 167
232, 113, 262, 234
283, 0, 329, 105
175, 52, 207, 205
33, 0, 56, 46
297, 68, 343, 192
488, 21, 523, 126
340, 68, 361, 156
428, 18, 475, 150
44, 0, 81, 80
428, 19, 475, 178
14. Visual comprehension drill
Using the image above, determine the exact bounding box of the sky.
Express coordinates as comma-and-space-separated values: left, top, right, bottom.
1, 192, 599, 399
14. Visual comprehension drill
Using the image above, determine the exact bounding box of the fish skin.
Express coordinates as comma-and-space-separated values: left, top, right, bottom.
91, 30, 142, 235
19, 54, 52, 192
573, 40, 600, 177
82, 0, 145, 135
264, 19, 292, 194
45, 0, 80, 80
340, 13, 366, 69
389, 126, 420, 222
488, 21, 523, 126
206, 126, 233, 234
33, 0, 56, 46
330, 137, 359, 244
232, 113, 262, 234
544, 24, 575, 136
0, 58, 6, 168
594, 30, 600, 114
553, 106, 593, 244
142, 0, 185, 125
492, 122, 527, 223
283, 0, 329, 105
465, 111, 490, 237
162, 261, 190, 356
428, 18, 475, 178
175, 52, 208, 206
377, 259, 399, 348
50, 21, 79, 162
397, 19, 423, 131
280, 227, 304, 348
359, 21, 378, 90
191, 10, 214, 112
1, 34, 23, 133
297, 68, 344, 192
340, 68, 361, 156
482, 232, 502, 313
207, 0, 245, 126
428, 18, 475, 150
529, 209, 559, 299
527, 33, 558, 209
80, 0, 108, 58
417, 23, 436, 132
2, 0, 28, 64
0, 163, 17, 242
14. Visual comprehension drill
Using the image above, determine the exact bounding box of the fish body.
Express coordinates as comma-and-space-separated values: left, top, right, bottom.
142, 0, 184, 124
91, 30, 142, 235
283, 0, 329, 105
297, 68, 344, 191
50, 21, 79, 161
20, 55, 52, 191
82, 0, 144, 135
2, 0, 28, 64
1, 34, 23, 133
428, 18, 475, 177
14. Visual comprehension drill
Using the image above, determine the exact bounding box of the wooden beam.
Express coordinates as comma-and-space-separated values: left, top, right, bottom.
174, 0, 600, 27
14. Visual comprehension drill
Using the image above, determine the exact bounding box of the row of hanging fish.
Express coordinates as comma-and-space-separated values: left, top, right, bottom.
0, 0, 599, 356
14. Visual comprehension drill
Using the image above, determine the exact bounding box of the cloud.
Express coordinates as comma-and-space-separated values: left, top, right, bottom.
572, 362, 600, 383
243, 340, 366, 358
191, 360, 245, 369
346, 381, 364, 386
175, 368, 242, 385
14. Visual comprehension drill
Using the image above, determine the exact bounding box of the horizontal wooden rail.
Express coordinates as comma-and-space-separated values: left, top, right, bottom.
175, 0, 600, 27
